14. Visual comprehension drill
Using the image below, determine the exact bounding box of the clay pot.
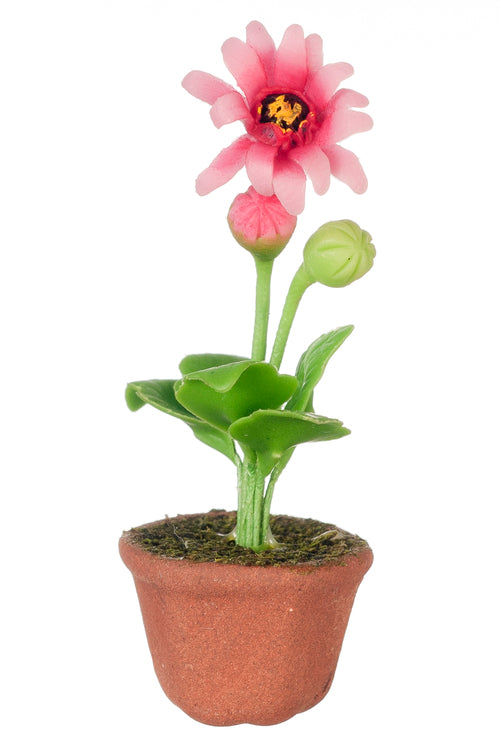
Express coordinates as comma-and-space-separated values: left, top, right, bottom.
119, 517, 373, 726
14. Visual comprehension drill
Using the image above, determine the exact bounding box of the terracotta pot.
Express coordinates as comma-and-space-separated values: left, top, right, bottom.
119, 517, 373, 726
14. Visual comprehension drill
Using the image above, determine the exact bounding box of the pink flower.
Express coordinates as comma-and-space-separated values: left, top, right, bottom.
182, 22, 372, 216
227, 187, 297, 259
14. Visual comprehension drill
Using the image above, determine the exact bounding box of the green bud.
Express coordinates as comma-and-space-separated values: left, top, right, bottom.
303, 220, 375, 288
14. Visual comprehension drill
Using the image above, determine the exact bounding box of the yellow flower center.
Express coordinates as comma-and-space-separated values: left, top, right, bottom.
258, 93, 310, 133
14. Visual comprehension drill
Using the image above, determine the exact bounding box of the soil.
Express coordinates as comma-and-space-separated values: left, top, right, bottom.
125, 510, 370, 567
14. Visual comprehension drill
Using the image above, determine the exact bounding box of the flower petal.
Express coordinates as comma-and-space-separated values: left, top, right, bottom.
322, 88, 370, 119
246, 21, 276, 80
273, 24, 307, 91
222, 37, 267, 105
319, 109, 373, 144
306, 62, 354, 111
182, 70, 235, 105
305, 34, 323, 77
196, 136, 253, 195
289, 145, 331, 195
246, 142, 276, 196
322, 144, 368, 194
273, 157, 306, 215
210, 91, 251, 128
330, 88, 369, 110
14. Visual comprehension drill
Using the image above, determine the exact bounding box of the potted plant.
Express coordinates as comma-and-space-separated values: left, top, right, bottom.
119, 20, 375, 726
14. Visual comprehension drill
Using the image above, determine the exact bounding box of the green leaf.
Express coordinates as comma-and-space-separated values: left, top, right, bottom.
189, 422, 237, 464
125, 379, 237, 464
179, 353, 248, 376
125, 380, 199, 423
181, 360, 257, 391
286, 325, 354, 412
175, 361, 297, 432
229, 409, 350, 475
125, 383, 148, 412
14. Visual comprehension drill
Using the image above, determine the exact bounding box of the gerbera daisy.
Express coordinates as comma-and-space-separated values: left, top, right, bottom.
182, 21, 372, 215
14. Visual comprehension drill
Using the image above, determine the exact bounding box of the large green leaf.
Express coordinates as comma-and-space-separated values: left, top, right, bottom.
229, 409, 350, 475
286, 325, 354, 412
175, 361, 297, 432
125, 379, 237, 463
179, 353, 248, 376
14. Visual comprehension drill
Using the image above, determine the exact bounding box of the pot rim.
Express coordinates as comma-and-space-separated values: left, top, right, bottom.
119, 512, 373, 589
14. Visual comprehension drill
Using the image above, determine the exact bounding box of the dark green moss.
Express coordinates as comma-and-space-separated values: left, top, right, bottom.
126, 511, 370, 567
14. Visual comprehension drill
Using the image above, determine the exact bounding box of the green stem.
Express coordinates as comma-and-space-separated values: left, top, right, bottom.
235, 453, 269, 551
261, 448, 294, 538
270, 263, 315, 370
251, 257, 274, 361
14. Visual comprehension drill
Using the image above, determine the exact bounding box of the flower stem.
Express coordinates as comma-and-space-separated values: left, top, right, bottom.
262, 448, 294, 535
251, 257, 274, 361
235, 453, 269, 551
270, 263, 315, 370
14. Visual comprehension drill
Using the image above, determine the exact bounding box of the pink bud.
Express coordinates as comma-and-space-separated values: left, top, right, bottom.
227, 187, 297, 260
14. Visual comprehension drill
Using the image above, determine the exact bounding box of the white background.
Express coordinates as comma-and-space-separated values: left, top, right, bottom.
1, 0, 499, 747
